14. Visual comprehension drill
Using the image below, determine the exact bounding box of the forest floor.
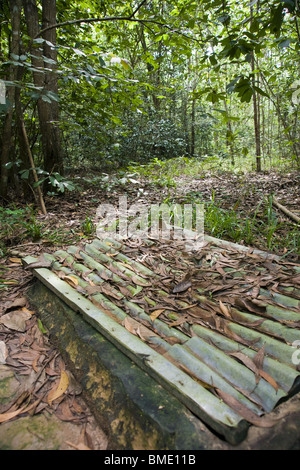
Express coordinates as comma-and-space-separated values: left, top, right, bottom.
0, 168, 299, 450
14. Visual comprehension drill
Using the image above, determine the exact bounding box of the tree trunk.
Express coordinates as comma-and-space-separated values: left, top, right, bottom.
224, 99, 235, 166
190, 96, 196, 156
251, 51, 262, 172
23, 0, 63, 180
42, 0, 63, 175
182, 93, 190, 155
0, 0, 22, 199
250, 3, 261, 173
252, 78, 261, 172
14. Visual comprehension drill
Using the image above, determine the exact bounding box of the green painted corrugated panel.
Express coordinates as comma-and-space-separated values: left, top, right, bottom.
191, 324, 300, 394
23, 235, 300, 444
183, 335, 286, 413
166, 343, 264, 416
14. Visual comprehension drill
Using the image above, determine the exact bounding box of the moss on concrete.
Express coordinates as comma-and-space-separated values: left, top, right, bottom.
0, 365, 21, 406
0, 413, 71, 450
27, 280, 222, 450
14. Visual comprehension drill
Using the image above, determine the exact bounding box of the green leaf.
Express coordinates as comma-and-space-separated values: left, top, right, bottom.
269, 4, 284, 36
33, 179, 46, 188
121, 59, 131, 70
49, 175, 58, 186
226, 76, 241, 93
4, 162, 14, 169
20, 169, 30, 179
86, 64, 96, 74
58, 182, 65, 192
253, 85, 269, 98
209, 54, 218, 66
240, 88, 253, 103
278, 38, 291, 49
38, 318, 47, 334
73, 48, 86, 56
63, 182, 76, 191
41, 95, 52, 103
217, 14, 231, 25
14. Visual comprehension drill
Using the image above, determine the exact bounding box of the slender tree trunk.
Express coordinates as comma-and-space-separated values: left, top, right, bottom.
0, 92, 14, 199
224, 99, 235, 166
260, 69, 300, 163
261, 96, 265, 162
137, 24, 160, 113
182, 93, 190, 155
42, 0, 63, 174
190, 53, 199, 157
0, 0, 22, 198
15, 57, 34, 198
250, 3, 261, 173
23, 0, 63, 180
191, 96, 195, 156
251, 49, 261, 172
252, 81, 262, 172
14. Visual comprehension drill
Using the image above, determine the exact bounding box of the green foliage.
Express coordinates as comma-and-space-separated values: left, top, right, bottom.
18, 168, 78, 195
1, 0, 299, 201
189, 190, 252, 243
0, 205, 44, 255
65, 111, 188, 171
80, 215, 96, 236
182, 191, 300, 254
117, 115, 187, 164
23, 207, 44, 240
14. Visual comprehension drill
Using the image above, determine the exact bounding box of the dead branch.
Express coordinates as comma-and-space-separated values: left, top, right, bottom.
272, 196, 300, 224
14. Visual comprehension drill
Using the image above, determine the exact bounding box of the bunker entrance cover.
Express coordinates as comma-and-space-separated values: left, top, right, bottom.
24, 235, 300, 445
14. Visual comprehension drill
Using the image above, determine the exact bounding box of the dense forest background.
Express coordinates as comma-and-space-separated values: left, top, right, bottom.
0, 0, 299, 258
1, 0, 300, 450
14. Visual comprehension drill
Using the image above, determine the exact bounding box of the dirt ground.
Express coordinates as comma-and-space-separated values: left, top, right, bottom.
0, 169, 299, 450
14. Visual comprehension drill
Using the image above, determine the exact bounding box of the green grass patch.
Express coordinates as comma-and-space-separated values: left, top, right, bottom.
181, 192, 300, 255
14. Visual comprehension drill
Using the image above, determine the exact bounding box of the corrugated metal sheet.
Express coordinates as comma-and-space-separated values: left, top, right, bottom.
23, 235, 300, 445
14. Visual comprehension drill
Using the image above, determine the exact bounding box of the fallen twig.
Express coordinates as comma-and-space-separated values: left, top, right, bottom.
272, 196, 300, 224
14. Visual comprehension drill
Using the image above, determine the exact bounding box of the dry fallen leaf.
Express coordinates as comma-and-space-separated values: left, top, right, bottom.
0, 309, 32, 332
172, 277, 192, 293
65, 441, 91, 450
216, 389, 279, 428
229, 351, 260, 380
48, 369, 69, 405
0, 341, 8, 364
64, 275, 79, 287
123, 317, 138, 335
150, 309, 165, 322
0, 404, 29, 424
253, 345, 265, 370
0, 398, 40, 424
21, 307, 34, 316
6, 297, 27, 311
219, 300, 232, 318
25, 255, 52, 269
8, 257, 22, 265
32, 356, 39, 373
258, 369, 279, 391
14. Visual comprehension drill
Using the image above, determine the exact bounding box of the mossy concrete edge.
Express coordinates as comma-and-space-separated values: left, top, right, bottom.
27, 280, 226, 450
